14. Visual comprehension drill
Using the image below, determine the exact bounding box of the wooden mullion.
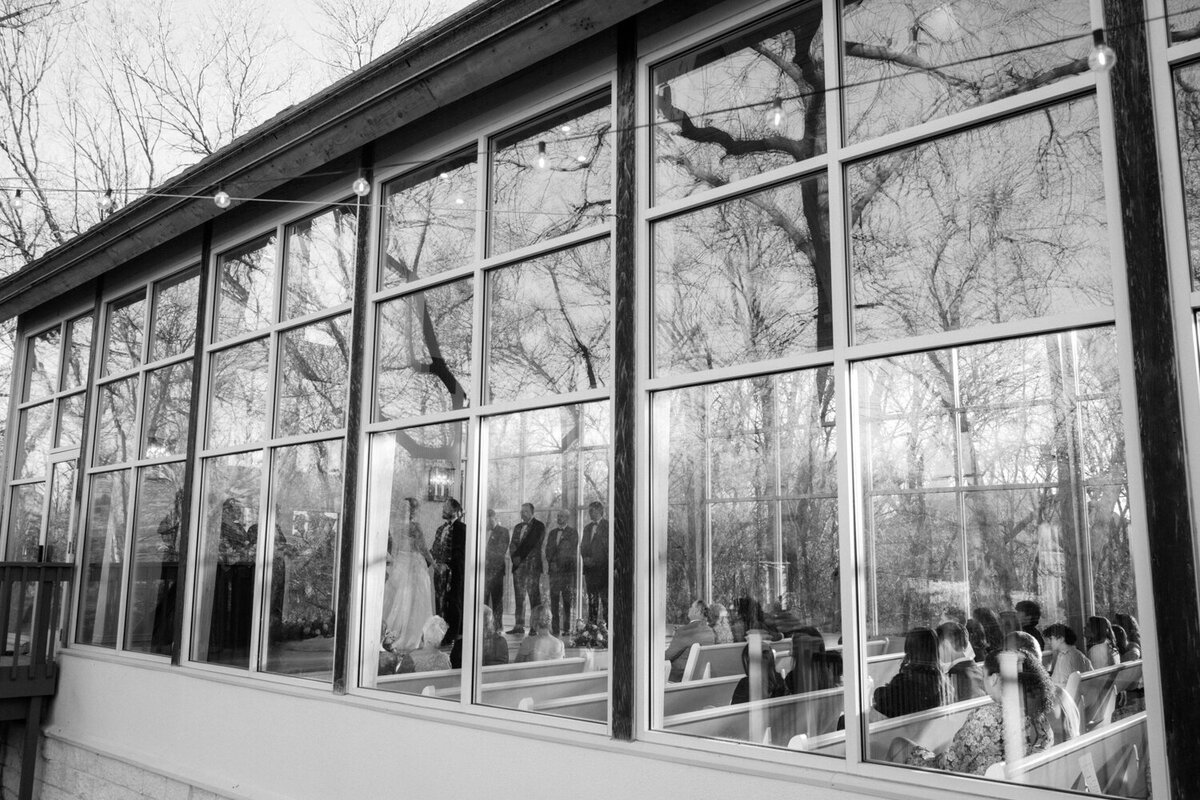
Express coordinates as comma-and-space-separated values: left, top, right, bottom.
1106, 0, 1200, 796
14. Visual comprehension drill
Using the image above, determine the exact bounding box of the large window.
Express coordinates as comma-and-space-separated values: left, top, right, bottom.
77, 268, 198, 654
192, 206, 354, 678
362, 91, 614, 724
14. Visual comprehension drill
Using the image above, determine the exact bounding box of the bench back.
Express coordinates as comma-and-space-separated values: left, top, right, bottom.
1065, 660, 1142, 733
479, 670, 609, 708
524, 691, 608, 722
663, 687, 844, 743
866, 696, 992, 760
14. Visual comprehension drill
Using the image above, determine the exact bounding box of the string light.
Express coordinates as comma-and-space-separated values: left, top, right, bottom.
768, 96, 785, 129
12, 189, 24, 211
536, 141, 548, 170
1089, 29, 1116, 73
98, 188, 114, 211
352, 174, 371, 197
213, 188, 231, 209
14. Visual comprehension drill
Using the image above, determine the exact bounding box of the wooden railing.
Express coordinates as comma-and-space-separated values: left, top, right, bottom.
0, 562, 74, 704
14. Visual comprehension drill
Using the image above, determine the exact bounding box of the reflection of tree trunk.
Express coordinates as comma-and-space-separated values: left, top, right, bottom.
1046, 335, 1085, 627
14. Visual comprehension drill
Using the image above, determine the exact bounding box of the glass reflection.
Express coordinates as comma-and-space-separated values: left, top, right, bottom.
363, 422, 465, 695
24, 327, 60, 401
849, 98, 1109, 344
46, 461, 76, 562
284, 207, 356, 319
381, 152, 476, 287
16, 402, 53, 478
375, 280, 472, 421
262, 441, 343, 680
5, 483, 45, 561
654, 370, 840, 747
1167, 0, 1200, 44
124, 463, 185, 655
207, 339, 269, 448
77, 470, 130, 648
193, 452, 261, 668
652, 5, 825, 203
490, 96, 612, 254
276, 315, 350, 436
842, 0, 1089, 144
95, 376, 139, 466
858, 329, 1148, 796
654, 177, 830, 377
478, 402, 610, 721
1173, 62, 1200, 290
55, 392, 85, 449
64, 315, 93, 390
143, 361, 193, 458
215, 235, 277, 342
150, 270, 200, 362
104, 293, 145, 375
486, 239, 611, 401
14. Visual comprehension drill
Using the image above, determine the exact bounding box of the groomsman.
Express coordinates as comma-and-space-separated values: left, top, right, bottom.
580, 500, 608, 625
483, 508, 509, 624
544, 509, 579, 636
507, 502, 545, 635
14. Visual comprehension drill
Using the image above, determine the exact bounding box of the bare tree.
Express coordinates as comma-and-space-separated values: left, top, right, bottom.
310, 0, 450, 80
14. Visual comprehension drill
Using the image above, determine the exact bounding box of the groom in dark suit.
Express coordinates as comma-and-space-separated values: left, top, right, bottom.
580, 500, 608, 625
431, 497, 466, 659
507, 502, 545, 635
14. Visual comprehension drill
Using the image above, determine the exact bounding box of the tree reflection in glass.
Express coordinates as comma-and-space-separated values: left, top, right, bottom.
150, 270, 200, 362
124, 463, 186, 655
375, 279, 472, 422
1167, 0, 1200, 44
95, 377, 139, 466
276, 315, 350, 437
207, 339, 269, 448
653, 4, 825, 207
263, 441, 343, 680
1173, 62, 1200, 289
381, 152, 476, 288
490, 96, 612, 254
842, 0, 1089, 144
46, 461, 75, 562
143, 361, 193, 458
857, 328, 1141, 786
284, 207, 356, 319
16, 402, 53, 478
849, 98, 1109, 344
654, 176, 830, 377
64, 315, 92, 391
5, 483, 45, 561
103, 293, 145, 376
486, 239, 610, 402
23, 327, 60, 401
362, 422, 465, 696
654, 369, 839, 747
77, 470, 129, 648
192, 452, 261, 668
215, 235, 277, 342
55, 392, 85, 448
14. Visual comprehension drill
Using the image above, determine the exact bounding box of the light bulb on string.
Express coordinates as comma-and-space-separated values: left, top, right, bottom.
98, 188, 114, 211
352, 174, 371, 197
536, 141, 548, 170
1089, 29, 1116, 73
11, 189, 24, 211
213, 188, 231, 209
768, 96, 785, 129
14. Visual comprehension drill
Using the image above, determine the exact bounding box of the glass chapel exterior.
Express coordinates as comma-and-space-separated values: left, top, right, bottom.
0, 0, 1198, 797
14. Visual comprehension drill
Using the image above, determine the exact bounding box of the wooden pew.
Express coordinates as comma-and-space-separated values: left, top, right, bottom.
867, 653, 903, 689
983, 712, 1147, 795
662, 674, 742, 716
663, 687, 843, 743
377, 655, 592, 695
1065, 660, 1142, 733
522, 691, 608, 722
376, 668, 461, 694
866, 696, 992, 759
479, 670, 608, 708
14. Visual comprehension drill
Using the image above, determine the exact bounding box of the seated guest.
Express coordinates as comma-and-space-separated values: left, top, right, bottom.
1084, 615, 1119, 668
940, 606, 967, 626
731, 643, 788, 704
1010, 628, 1079, 742
937, 621, 984, 701
1015, 600, 1045, 650
708, 602, 734, 644
1043, 623, 1093, 685
665, 600, 716, 682
965, 619, 988, 663
999, 610, 1020, 638
515, 605, 565, 663
1112, 625, 1140, 662
765, 592, 805, 639
972, 607, 1004, 658
789, 626, 841, 694
888, 649, 1054, 776
873, 627, 950, 718
1113, 612, 1141, 650
398, 616, 452, 674
480, 605, 509, 666
732, 596, 770, 642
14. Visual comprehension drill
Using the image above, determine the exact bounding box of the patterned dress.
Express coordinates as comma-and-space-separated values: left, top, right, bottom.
905, 702, 1053, 776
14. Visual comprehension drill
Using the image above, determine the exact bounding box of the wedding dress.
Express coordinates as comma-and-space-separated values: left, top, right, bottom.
383, 523, 435, 653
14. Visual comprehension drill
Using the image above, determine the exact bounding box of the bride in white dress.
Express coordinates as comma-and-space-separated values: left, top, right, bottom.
383, 497, 435, 653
